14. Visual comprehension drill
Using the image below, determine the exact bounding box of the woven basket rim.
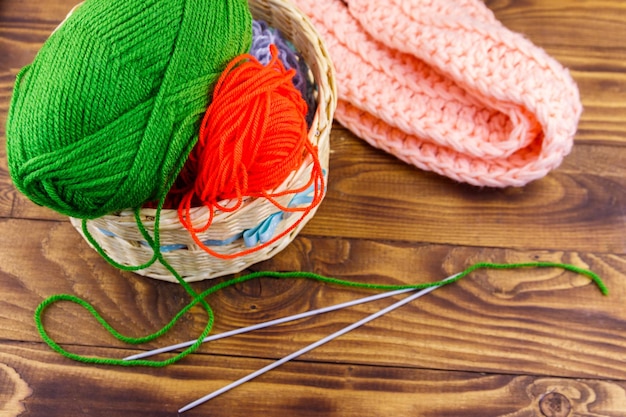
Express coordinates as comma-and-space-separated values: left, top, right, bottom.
71, 0, 337, 282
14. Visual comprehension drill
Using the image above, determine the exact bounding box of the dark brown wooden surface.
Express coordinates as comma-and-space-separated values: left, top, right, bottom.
1, 1, 626, 416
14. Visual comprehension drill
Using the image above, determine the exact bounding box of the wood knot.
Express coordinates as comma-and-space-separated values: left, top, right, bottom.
540, 392, 572, 417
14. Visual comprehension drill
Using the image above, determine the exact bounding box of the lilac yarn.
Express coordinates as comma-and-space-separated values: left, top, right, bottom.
251, 20, 317, 126
251, 20, 305, 90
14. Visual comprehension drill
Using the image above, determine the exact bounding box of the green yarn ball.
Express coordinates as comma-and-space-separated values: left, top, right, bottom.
6, 0, 252, 219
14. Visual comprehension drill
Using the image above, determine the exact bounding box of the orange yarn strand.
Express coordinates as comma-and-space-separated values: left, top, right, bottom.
177, 45, 324, 259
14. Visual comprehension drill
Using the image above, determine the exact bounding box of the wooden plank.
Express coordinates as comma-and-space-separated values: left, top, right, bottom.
487, 0, 626, 58
487, 0, 626, 52
0, 0, 77, 25
304, 131, 626, 254
2, 0, 626, 226
0, 142, 14, 218
1, 218, 625, 380
3, 131, 626, 253
1, 342, 626, 417
0, 0, 625, 416
575, 70, 626, 144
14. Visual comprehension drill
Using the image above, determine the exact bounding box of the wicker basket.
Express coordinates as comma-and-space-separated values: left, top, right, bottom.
69, 0, 337, 283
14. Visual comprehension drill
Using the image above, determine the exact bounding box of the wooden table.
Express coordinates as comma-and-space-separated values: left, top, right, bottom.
1, 1, 625, 416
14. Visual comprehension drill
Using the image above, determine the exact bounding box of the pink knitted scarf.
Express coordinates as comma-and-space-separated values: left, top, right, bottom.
293, 0, 582, 187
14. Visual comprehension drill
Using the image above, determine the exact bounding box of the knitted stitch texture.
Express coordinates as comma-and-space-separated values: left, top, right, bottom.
292, 0, 582, 187
6, 0, 252, 218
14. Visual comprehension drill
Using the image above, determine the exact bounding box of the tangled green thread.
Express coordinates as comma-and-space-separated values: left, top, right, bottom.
35, 260, 607, 367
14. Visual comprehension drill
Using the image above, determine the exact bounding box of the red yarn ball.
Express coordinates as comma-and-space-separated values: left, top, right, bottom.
173, 45, 324, 259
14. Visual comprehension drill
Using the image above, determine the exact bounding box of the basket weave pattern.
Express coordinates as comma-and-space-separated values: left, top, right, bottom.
70, 0, 337, 282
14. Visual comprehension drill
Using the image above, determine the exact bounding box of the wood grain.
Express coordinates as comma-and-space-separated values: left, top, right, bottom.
2, 342, 626, 417
3, 132, 626, 252
304, 131, 626, 254
1, 218, 624, 381
3, 141, 626, 255
0, 362, 31, 417
1, 0, 626, 416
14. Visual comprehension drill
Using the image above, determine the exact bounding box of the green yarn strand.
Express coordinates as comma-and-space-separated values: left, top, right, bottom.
34, 261, 607, 368
35, 294, 214, 367
9, 0, 609, 373
450, 261, 609, 296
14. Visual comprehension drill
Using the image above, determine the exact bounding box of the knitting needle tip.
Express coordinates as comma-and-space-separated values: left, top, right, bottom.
177, 278, 454, 413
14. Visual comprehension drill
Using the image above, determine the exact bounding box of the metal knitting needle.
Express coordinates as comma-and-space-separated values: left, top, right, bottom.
124, 287, 416, 361
178, 275, 455, 414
